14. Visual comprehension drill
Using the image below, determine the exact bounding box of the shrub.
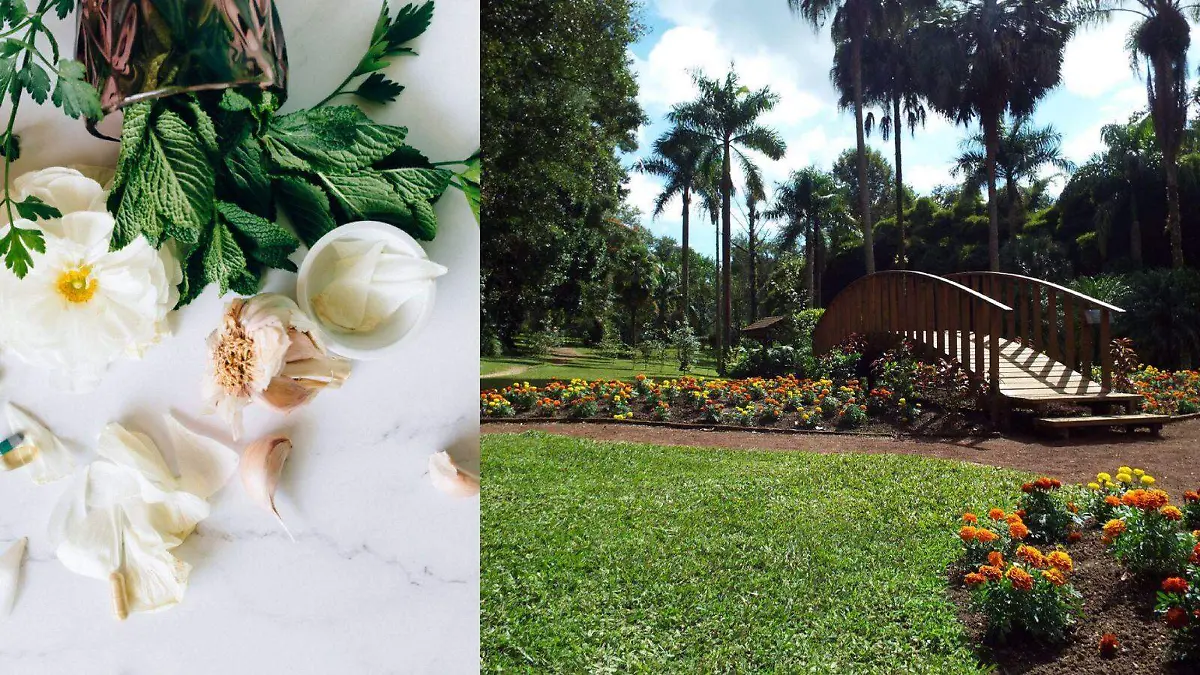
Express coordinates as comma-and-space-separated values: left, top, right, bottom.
481, 331, 504, 357
957, 509, 1035, 571
1184, 490, 1200, 530
566, 396, 598, 419
502, 382, 541, 412
1016, 477, 1078, 544
671, 324, 703, 372
597, 337, 629, 360
699, 399, 724, 424
1104, 489, 1193, 577
1117, 269, 1200, 370
1155, 561, 1200, 662
817, 347, 861, 383
533, 398, 561, 417
965, 546, 1082, 643
480, 392, 514, 417
526, 325, 564, 357
651, 400, 670, 421
1128, 367, 1200, 415
728, 345, 802, 379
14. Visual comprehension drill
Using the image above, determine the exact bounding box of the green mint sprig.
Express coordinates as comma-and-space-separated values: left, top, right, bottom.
0, 0, 102, 277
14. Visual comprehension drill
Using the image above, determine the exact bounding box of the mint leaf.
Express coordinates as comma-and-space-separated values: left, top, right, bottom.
185, 98, 219, 156
386, 2, 435, 53
14, 195, 61, 220
19, 62, 50, 103
275, 175, 336, 246
453, 176, 480, 223
319, 168, 449, 240
220, 88, 253, 112
113, 109, 214, 248
378, 166, 452, 200
107, 101, 152, 206
52, 60, 102, 120
353, 72, 404, 104
267, 105, 408, 172
216, 200, 298, 272
224, 135, 272, 214
202, 219, 247, 295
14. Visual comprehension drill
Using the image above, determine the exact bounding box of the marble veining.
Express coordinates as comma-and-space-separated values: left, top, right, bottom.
0, 1, 480, 673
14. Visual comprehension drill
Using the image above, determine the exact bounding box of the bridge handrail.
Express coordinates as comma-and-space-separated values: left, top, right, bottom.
946, 272, 1124, 313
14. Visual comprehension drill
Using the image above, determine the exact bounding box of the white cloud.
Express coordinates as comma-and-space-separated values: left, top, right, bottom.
1062, 17, 1136, 98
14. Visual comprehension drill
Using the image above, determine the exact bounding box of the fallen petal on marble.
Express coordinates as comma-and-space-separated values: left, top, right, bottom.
241, 435, 295, 540
6, 403, 74, 484
429, 451, 479, 498
96, 423, 176, 490
164, 414, 239, 500
0, 537, 26, 616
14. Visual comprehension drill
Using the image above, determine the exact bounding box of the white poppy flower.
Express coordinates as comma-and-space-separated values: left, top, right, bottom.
50, 418, 238, 618
0, 168, 181, 391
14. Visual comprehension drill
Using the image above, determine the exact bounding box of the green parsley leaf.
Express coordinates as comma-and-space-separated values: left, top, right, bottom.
0, 225, 44, 278
19, 61, 50, 103
52, 0, 75, 20
1, 132, 19, 161
14, 195, 61, 221
385, 2, 435, 53
353, 72, 405, 104
51, 59, 102, 120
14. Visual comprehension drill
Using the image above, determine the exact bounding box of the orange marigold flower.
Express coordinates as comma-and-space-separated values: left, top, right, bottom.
1050, 478, 1062, 489
1068, 531, 1082, 544
1047, 551, 1073, 573
1099, 633, 1119, 658
979, 565, 1003, 581
1006, 566, 1034, 591
1068, 501, 1078, 514
975, 529, 998, 544
988, 508, 1005, 521
1162, 506, 1183, 521
963, 513, 978, 524
1042, 568, 1068, 586
1017, 545, 1045, 567
1005, 513, 1024, 525
1184, 491, 1200, 503
1021, 483, 1033, 493
1034, 477, 1054, 491
1163, 577, 1189, 594
1104, 495, 1121, 507
1145, 490, 1170, 510
1166, 607, 1190, 629
1122, 490, 1144, 508
987, 551, 1005, 567
1103, 519, 1127, 540
1009, 522, 1030, 540
959, 526, 978, 542
1015, 509, 1027, 518
964, 572, 987, 587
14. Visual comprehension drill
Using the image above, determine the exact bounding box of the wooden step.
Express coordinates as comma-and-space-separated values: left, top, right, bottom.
1034, 414, 1169, 439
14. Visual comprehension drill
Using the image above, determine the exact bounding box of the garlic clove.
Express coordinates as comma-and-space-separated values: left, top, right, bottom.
5, 403, 74, 484
283, 329, 323, 363
240, 435, 295, 540
428, 451, 480, 498
259, 377, 320, 412
278, 357, 352, 386
0, 537, 26, 616
164, 415, 238, 500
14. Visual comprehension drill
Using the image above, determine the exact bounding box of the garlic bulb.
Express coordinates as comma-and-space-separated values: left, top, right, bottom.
204, 293, 351, 438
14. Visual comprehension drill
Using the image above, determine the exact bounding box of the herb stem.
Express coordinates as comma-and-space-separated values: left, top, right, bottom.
315, 73, 357, 107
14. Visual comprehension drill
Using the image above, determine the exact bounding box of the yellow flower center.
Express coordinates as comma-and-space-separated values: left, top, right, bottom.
56, 266, 98, 303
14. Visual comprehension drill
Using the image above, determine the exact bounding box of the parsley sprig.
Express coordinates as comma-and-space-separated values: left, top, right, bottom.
315, 0, 433, 106
0, 0, 102, 277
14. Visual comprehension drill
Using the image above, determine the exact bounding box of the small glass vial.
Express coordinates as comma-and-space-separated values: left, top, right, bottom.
0, 432, 34, 471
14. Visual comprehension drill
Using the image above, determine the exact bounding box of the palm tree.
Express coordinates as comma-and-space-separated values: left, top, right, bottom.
920, 0, 1074, 271
739, 168, 767, 322
832, 4, 932, 268
766, 168, 843, 308
1073, 1, 1195, 268
636, 128, 714, 326
954, 115, 1075, 239
1093, 113, 1159, 267
670, 69, 786, 374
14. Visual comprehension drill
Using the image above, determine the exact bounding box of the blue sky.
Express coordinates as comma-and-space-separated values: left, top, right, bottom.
624, 0, 1195, 258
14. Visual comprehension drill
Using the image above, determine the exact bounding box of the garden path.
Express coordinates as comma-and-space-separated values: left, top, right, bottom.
483, 419, 1200, 496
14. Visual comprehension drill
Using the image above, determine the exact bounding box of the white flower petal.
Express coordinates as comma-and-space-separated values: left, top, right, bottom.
0, 537, 26, 616
95, 423, 176, 490
5, 403, 74, 484
11, 167, 106, 217
120, 532, 189, 615
164, 415, 239, 500
56, 508, 121, 581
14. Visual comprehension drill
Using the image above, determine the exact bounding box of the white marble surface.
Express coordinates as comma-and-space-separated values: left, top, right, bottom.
0, 1, 480, 673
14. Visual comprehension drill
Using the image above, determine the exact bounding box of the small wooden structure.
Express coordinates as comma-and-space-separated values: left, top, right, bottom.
741, 316, 787, 345
812, 271, 1147, 435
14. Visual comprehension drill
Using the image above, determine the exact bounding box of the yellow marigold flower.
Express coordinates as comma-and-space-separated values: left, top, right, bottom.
1103, 519, 1127, 540
1047, 551, 1073, 573
1097, 472, 1111, 482
1118, 466, 1132, 475
1116, 473, 1133, 484
1134, 469, 1145, 477
1162, 506, 1183, 521
1140, 475, 1155, 485
1088, 482, 1101, 490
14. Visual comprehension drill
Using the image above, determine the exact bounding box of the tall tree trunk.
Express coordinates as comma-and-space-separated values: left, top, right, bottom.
1165, 160, 1185, 268
1005, 175, 1020, 241
984, 114, 1001, 272
893, 95, 905, 269
680, 186, 690, 326
1129, 192, 1142, 268
749, 211, 759, 322
851, 33, 875, 275
714, 213, 721, 370
805, 216, 815, 308
720, 140, 733, 374
814, 211, 823, 308
1150, 52, 1186, 268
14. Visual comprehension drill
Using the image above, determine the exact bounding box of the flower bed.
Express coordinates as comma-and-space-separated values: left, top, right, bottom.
950, 467, 1200, 669
1128, 367, 1200, 415
480, 372, 996, 435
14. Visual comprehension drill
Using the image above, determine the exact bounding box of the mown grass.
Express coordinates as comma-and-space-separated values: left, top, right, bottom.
480, 345, 719, 390
482, 432, 1031, 673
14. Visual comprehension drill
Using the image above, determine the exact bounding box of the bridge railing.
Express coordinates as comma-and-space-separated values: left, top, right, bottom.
946, 272, 1125, 392
812, 271, 1013, 420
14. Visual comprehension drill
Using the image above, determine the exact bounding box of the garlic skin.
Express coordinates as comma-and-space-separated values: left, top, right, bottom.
204, 293, 350, 438
240, 435, 295, 539
0, 537, 26, 617
428, 451, 479, 498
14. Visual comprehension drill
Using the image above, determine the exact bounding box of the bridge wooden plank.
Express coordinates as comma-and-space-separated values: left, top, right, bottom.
1100, 308, 1112, 392
1063, 295, 1076, 371
1046, 289, 1059, 362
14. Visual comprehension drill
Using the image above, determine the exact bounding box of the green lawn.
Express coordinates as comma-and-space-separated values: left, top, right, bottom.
480, 345, 719, 390
482, 432, 1030, 673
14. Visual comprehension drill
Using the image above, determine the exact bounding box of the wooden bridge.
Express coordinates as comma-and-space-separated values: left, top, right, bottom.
812, 271, 1167, 435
